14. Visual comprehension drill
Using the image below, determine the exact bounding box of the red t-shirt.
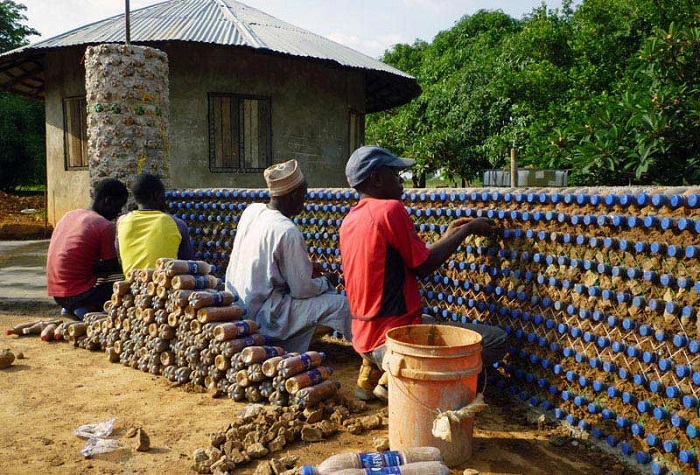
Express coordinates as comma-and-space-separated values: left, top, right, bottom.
339, 198, 431, 353
47, 209, 117, 297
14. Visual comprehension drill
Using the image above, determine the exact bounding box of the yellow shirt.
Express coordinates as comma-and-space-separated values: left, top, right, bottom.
117, 210, 182, 274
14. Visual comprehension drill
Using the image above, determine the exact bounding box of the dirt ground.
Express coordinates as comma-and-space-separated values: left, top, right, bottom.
0, 191, 641, 475
0, 190, 51, 239
0, 309, 643, 475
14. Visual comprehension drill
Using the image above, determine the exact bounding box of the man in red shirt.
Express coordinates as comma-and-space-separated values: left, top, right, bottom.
47, 178, 128, 319
339, 145, 507, 401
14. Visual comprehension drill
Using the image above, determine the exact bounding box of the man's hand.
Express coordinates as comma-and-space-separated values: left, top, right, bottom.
443, 217, 472, 239
465, 217, 498, 237
323, 272, 339, 288
311, 261, 325, 278
443, 217, 498, 239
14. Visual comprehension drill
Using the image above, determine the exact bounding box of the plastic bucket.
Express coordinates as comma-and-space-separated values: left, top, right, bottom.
383, 324, 482, 467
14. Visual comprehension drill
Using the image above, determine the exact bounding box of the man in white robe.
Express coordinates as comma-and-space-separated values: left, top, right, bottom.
225, 160, 352, 353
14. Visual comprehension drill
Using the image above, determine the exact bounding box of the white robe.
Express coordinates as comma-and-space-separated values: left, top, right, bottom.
225, 203, 352, 352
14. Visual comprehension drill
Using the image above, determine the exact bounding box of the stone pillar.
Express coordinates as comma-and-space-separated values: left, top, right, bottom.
84, 43, 170, 203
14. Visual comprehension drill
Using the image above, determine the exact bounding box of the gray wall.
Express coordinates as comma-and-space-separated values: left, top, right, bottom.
43, 44, 366, 224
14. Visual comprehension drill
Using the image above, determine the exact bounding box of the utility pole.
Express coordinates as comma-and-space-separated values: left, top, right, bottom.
510, 148, 517, 188
125, 0, 131, 45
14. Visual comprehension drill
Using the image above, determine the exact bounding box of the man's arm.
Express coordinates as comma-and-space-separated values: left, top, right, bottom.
278, 229, 330, 299
95, 257, 121, 275
412, 217, 497, 279
174, 216, 195, 260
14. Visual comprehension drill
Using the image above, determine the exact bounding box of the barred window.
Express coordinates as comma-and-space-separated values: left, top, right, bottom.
209, 93, 272, 172
63, 96, 88, 169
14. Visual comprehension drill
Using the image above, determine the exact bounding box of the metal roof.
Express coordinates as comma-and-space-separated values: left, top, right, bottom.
0, 0, 420, 112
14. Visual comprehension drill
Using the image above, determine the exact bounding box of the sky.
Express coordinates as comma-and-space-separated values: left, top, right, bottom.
18, 0, 570, 59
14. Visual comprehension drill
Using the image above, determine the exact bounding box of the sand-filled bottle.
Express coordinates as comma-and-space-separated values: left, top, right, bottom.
189, 290, 234, 309
293, 380, 340, 407
285, 366, 334, 394
156, 258, 212, 276
213, 320, 259, 341
40, 323, 58, 341
262, 352, 299, 377
171, 274, 219, 290
315, 447, 443, 474
240, 345, 285, 364
278, 351, 326, 378
196, 305, 244, 323
300, 460, 449, 475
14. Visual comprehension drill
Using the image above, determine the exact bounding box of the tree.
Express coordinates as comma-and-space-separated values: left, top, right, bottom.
0, 0, 44, 191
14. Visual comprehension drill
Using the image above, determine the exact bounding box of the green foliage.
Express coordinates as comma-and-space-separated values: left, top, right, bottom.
0, 91, 45, 190
0, 0, 36, 52
367, 0, 700, 186
0, 1, 44, 191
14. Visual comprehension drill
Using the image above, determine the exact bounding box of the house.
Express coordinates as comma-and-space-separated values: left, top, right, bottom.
0, 0, 420, 224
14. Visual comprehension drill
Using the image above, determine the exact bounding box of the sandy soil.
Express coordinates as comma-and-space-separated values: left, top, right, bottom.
0, 302, 640, 475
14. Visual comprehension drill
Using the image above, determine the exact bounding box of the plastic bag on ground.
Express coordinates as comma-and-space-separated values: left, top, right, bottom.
81, 437, 122, 457
74, 418, 116, 439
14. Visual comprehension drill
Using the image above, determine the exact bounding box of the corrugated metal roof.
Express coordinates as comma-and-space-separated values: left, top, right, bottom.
0, 0, 420, 111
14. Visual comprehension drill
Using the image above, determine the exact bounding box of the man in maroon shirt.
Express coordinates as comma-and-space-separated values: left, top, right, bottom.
47, 178, 128, 319
339, 145, 508, 401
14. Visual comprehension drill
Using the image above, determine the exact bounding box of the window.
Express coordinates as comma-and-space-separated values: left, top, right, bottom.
209, 93, 272, 172
63, 96, 88, 169
349, 110, 365, 155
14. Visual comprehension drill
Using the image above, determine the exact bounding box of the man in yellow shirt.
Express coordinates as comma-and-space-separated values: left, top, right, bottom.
116, 173, 194, 274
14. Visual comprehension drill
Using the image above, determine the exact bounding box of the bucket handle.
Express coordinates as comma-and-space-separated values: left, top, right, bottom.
385, 352, 482, 381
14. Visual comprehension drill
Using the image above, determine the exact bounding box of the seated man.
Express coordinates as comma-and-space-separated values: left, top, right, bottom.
339, 145, 508, 401
47, 178, 129, 319
225, 159, 352, 353
116, 173, 194, 274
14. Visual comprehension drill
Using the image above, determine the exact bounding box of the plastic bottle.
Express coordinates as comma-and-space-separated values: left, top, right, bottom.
278, 351, 326, 378
301, 460, 449, 475
5, 320, 41, 336
313, 447, 443, 473
240, 345, 285, 364
285, 366, 334, 394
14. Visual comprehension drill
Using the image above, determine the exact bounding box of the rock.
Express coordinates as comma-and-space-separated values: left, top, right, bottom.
210, 456, 236, 474
548, 435, 569, 447
303, 407, 324, 424
206, 446, 223, 462
269, 458, 286, 475
252, 461, 274, 475
228, 448, 250, 465
330, 406, 351, 424
267, 435, 286, 453
318, 420, 337, 437
193, 448, 209, 464
222, 440, 243, 456
15, 352, 24, 359
346, 423, 363, 435
463, 469, 480, 475
0, 349, 15, 369
300, 426, 323, 442
278, 455, 299, 468
210, 432, 227, 449
246, 442, 269, 459
135, 428, 151, 452
125, 426, 139, 438
192, 460, 213, 474
373, 437, 390, 451
359, 414, 383, 429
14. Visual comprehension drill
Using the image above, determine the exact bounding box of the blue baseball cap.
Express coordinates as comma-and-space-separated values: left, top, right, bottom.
345, 145, 415, 188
